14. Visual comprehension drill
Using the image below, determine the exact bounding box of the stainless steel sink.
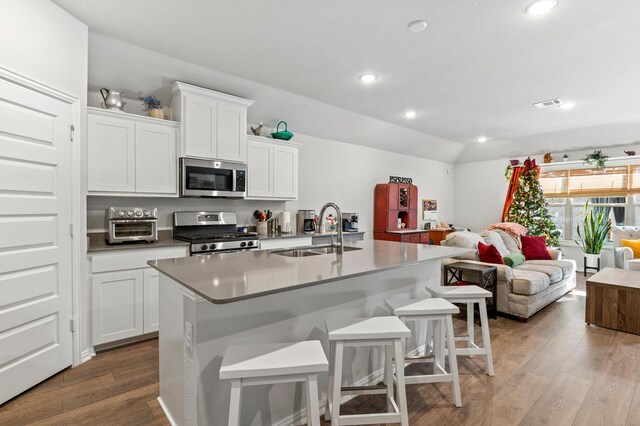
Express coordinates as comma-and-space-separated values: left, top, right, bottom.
310, 246, 362, 254
271, 249, 324, 258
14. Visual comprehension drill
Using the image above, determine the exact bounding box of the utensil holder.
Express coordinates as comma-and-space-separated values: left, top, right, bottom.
257, 222, 268, 236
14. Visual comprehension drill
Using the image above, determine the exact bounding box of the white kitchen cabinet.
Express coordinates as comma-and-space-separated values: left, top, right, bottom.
259, 237, 312, 250
247, 135, 300, 200
143, 268, 160, 333
171, 81, 253, 162
273, 144, 298, 198
247, 140, 273, 197
92, 269, 144, 345
88, 112, 136, 192
90, 246, 188, 346
87, 107, 179, 196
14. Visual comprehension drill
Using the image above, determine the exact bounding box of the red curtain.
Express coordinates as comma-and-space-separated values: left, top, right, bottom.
501, 166, 523, 222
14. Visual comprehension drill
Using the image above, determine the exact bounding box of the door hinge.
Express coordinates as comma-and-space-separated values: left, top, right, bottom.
70, 318, 75, 333
70, 124, 75, 143
69, 223, 74, 238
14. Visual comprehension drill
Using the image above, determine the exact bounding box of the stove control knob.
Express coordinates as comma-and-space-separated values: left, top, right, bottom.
143, 210, 150, 217
135, 210, 143, 217
209, 244, 217, 250
117, 210, 125, 217
200, 244, 208, 251
126, 210, 134, 217
247, 241, 254, 247
240, 242, 247, 248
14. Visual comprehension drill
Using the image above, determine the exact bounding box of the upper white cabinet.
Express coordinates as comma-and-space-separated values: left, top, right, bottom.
247, 135, 300, 200
88, 108, 179, 196
171, 82, 253, 163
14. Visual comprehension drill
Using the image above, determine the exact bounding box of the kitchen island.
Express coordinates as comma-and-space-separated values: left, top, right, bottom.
149, 240, 472, 426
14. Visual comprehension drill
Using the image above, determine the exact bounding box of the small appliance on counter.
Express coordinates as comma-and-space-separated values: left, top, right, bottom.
297, 210, 316, 234
173, 211, 259, 255
342, 213, 359, 232
106, 207, 158, 244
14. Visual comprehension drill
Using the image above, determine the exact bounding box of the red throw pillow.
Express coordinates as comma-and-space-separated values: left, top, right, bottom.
521, 235, 552, 260
478, 242, 504, 264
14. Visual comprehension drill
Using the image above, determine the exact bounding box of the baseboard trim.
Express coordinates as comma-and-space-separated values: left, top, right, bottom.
80, 348, 95, 364
272, 344, 426, 426
158, 396, 178, 426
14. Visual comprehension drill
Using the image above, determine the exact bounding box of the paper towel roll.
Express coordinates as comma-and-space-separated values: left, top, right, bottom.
280, 211, 291, 233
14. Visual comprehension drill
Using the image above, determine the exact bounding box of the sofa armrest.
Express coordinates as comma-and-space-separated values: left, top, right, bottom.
615, 246, 634, 269
547, 249, 562, 260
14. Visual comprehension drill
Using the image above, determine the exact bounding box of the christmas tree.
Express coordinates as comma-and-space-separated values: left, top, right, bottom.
506, 159, 559, 246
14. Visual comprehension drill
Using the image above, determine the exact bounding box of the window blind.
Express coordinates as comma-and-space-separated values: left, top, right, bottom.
540, 165, 640, 198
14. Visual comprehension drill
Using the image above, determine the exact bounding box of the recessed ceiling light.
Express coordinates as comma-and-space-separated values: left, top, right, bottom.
560, 102, 575, 110
359, 74, 378, 83
404, 110, 417, 119
477, 136, 488, 143
408, 20, 428, 32
526, 0, 558, 15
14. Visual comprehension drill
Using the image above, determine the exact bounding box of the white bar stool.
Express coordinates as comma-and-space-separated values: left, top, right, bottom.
431, 285, 494, 376
325, 316, 411, 426
385, 297, 462, 407
219, 341, 328, 426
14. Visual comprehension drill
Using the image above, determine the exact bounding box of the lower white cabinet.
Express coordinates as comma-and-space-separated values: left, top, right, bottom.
90, 246, 187, 346
92, 269, 144, 345
143, 268, 160, 333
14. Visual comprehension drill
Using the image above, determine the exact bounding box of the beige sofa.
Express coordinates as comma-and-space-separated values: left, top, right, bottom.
440, 230, 576, 320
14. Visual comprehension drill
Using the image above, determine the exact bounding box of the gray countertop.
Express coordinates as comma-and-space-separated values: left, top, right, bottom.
148, 240, 473, 304
258, 231, 365, 241
87, 230, 189, 252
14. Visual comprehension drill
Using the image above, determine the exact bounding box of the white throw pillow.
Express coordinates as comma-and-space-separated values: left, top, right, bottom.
481, 231, 511, 257
441, 231, 483, 260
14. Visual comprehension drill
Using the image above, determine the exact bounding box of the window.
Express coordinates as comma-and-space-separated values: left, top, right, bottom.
539, 162, 640, 242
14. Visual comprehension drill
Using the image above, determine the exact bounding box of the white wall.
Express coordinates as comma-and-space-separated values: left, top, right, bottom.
454, 144, 640, 270
1, 0, 90, 361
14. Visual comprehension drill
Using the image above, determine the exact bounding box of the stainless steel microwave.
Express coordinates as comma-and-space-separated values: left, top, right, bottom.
180, 158, 246, 198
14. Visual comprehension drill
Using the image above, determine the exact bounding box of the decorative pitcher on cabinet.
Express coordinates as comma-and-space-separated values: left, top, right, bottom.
100, 88, 124, 110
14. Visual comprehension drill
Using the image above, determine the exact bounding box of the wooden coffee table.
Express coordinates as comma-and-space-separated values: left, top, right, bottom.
586, 268, 640, 335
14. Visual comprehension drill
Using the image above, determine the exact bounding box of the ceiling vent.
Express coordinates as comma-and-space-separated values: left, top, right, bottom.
533, 98, 563, 109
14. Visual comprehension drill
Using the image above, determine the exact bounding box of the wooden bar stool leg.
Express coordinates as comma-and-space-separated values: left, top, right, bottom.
306, 374, 320, 426
324, 341, 335, 421
479, 300, 495, 376
467, 302, 475, 349
385, 344, 394, 413
445, 315, 462, 407
393, 339, 410, 426
331, 341, 344, 426
228, 379, 242, 426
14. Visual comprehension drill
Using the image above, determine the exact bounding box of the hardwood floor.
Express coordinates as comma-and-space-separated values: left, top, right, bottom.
3, 274, 640, 425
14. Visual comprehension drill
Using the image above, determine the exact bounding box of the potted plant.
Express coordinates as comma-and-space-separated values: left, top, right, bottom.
581, 149, 608, 170
576, 201, 612, 270
139, 95, 165, 119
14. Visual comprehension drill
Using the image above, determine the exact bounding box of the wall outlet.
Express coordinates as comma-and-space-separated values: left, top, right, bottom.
185, 321, 193, 350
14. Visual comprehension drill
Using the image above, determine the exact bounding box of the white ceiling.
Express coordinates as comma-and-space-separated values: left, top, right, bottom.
53, 0, 640, 163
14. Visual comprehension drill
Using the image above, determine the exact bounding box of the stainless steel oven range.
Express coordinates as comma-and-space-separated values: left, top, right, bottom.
107, 207, 158, 244
172, 211, 259, 255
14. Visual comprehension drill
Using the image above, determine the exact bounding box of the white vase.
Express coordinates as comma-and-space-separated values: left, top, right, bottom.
584, 253, 601, 268
256, 222, 268, 236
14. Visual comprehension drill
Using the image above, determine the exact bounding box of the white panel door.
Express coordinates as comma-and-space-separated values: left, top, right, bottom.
273, 144, 298, 199
0, 76, 73, 404
183, 94, 217, 159
143, 268, 160, 333
87, 114, 135, 192
92, 270, 144, 345
247, 140, 274, 197
135, 123, 177, 194
216, 102, 246, 162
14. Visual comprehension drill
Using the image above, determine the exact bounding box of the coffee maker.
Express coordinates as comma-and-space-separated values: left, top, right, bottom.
297, 210, 316, 234
342, 213, 359, 232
